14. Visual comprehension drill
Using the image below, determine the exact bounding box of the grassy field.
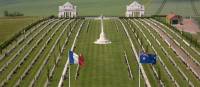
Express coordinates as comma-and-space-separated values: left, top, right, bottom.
0, 17, 200, 87
0, 16, 40, 45
0, 0, 200, 16
0, 0, 200, 87
66, 19, 138, 87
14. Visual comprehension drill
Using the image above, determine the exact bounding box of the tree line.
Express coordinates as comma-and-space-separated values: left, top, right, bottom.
4, 10, 24, 17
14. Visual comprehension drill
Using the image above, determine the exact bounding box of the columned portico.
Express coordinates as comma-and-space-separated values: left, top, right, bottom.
126, 1, 145, 17
58, 2, 77, 18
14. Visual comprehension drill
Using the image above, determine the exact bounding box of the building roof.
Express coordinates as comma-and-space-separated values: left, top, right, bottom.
166, 13, 181, 20
59, 2, 76, 10
63, 2, 74, 7
129, 1, 141, 7
127, 1, 144, 11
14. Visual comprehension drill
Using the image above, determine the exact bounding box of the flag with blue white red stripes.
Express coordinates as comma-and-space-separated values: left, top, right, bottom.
69, 51, 85, 66
69, 51, 79, 64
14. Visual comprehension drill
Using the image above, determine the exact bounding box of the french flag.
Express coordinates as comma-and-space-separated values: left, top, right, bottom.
69, 51, 84, 66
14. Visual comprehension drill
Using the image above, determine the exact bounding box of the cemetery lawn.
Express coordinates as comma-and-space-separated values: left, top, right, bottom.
0, 16, 40, 45
0, 18, 200, 87
64, 19, 139, 87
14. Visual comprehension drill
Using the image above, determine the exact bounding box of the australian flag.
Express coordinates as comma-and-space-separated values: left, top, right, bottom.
140, 52, 157, 64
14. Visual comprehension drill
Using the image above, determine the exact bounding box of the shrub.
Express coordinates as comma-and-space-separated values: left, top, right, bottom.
3, 10, 24, 17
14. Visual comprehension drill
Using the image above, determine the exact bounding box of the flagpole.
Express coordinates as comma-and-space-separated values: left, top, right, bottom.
139, 51, 141, 87
69, 64, 71, 87
139, 63, 141, 87
75, 64, 79, 80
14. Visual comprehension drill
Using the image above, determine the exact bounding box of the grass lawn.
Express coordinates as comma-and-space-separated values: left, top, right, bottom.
61, 19, 138, 87
0, 0, 200, 16
0, 17, 200, 87
0, 16, 40, 45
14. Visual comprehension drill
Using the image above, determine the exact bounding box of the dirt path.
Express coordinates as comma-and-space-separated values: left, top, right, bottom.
176, 19, 200, 34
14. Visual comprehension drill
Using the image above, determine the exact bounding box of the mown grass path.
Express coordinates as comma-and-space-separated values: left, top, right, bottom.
63, 19, 137, 87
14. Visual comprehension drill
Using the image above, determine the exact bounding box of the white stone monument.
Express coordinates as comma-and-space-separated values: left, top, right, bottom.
126, 1, 145, 17
94, 16, 111, 44
58, 2, 77, 18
